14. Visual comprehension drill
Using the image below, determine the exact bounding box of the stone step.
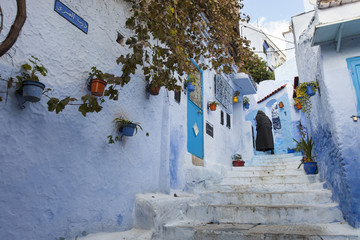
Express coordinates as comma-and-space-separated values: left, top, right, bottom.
163, 222, 360, 240
227, 167, 304, 177
232, 162, 301, 171
186, 203, 344, 225
199, 190, 333, 205
78, 228, 153, 240
220, 174, 319, 185
210, 182, 326, 192
246, 155, 303, 166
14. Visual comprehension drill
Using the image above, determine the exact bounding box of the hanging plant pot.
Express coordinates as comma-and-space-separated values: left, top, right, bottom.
232, 160, 245, 167
306, 85, 315, 96
186, 82, 195, 92
149, 84, 160, 95
22, 80, 46, 102
233, 96, 238, 103
119, 123, 137, 136
244, 103, 250, 109
209, 103, 217, 111
279, 102, 284, 108
296, 102, 302, 110
304, 161, 318, 174
90, 79, 107, 96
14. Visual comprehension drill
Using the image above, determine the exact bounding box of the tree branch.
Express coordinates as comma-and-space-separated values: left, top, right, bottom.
0, 0, 26, 57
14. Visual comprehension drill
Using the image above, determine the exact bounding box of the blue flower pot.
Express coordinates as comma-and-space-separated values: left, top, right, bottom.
186, 82, 195, 92
288, 149, 295, 153
120, 123, 136, 136
306, 85, 315, 96
22, 80, 45, 102
304, 161, 318, 174
244, 103, 250, 109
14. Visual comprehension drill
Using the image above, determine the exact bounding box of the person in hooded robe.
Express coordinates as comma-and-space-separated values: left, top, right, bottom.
255, 110, 274, 154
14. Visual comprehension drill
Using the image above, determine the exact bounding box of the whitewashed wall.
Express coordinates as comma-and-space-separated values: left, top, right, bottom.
293, 4, 360, 228
0, 0, 250, 239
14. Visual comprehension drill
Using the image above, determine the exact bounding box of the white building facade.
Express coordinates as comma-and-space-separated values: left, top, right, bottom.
293, 0, 360, 228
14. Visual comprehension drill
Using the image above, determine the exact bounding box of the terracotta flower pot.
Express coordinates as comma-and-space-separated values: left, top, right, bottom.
279, 102, 284, 108
232, 160, 245, 167
209, 103, 217, 111
296, 102, 302, 110
90, 79, 107, 96
149, 84, 160, 95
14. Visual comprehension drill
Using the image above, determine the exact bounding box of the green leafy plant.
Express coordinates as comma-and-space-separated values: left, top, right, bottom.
108, 117, 143, 144
208, 101, 219, 106
293, 133, 315, 168
116, 0, 257, 93
18, 56, 48, 82
296, 81, 319, 117
232, 154, 242, 160
243, 96, 250, 104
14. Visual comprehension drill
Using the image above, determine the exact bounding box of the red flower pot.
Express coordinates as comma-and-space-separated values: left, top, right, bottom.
149, 84, 160, 95
232, 160, 245, 167
296, 102, 302, 110
279, 102, 284, 108
90, 79, 107, 96
209, 103, 217, 111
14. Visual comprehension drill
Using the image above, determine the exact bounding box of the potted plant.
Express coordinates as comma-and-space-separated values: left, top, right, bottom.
232, 154, 245, 167
89, 67, 108, 96
233, 91, 240, 103
185, 74, 197, 92
208, 101, 219, 111
16, 56, 47, 102
295, 81, 319, 116
148, 82, 161, 95
243, 96, 250, 109
295, 101, 302, 110
287, 147, 295, 153
279, 101, 284, 108
293, 134, 317, 174
114, 117, 142, 137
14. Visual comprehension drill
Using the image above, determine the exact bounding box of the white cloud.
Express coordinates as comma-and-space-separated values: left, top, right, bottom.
250, 18, 290, 51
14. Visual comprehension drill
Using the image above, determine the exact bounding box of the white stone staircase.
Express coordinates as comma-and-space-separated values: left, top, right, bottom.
81, 154, 360, 240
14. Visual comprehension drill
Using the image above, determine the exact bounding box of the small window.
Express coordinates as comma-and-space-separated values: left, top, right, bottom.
226, 113, 231, 129
220, 111, 224, 125
174, 90, 181, 103
206, 122, 214, 138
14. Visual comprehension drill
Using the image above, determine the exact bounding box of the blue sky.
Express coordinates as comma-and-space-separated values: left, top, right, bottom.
241, 0, 305, 50
242, 0, 305, 23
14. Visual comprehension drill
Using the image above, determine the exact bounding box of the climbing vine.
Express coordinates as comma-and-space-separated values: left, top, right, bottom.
113, 0, 257, 96
296, 81, 319, 117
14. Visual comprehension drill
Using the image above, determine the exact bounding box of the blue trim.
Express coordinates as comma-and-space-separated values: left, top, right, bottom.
346, 56, 360, 115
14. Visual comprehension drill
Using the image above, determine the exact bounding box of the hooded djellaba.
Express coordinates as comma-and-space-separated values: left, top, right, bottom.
255, 110, 274, 154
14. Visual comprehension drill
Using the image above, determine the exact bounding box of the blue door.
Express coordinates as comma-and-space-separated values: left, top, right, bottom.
187, 62, 204, 159
347, 56, 360, 114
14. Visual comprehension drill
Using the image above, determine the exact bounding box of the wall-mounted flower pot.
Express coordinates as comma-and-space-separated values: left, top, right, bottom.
149, 84, 160, 95
209, 103, 217, 111
90, 79, 107, 96
119, 123, 137, 136
244, 103, 250, 109
233, 96, 238, 103
232, 160, 245, 167
296, 102, 302, 110
287, 149, 295, 153
186, 82, 195, 92
306, 85, 315, 96
22, 80, 45, 102
304, 161, 318, 174
279, 102, 284, 108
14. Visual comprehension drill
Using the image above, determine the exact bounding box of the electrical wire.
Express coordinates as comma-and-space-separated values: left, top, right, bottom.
241, 25, 294, 44
252, 47, 295, 53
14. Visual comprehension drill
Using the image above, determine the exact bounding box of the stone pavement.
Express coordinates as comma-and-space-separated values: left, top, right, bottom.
80, 154, 360, 239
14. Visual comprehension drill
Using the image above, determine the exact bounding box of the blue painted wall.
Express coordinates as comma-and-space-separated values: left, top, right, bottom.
312, 123, 360, 227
